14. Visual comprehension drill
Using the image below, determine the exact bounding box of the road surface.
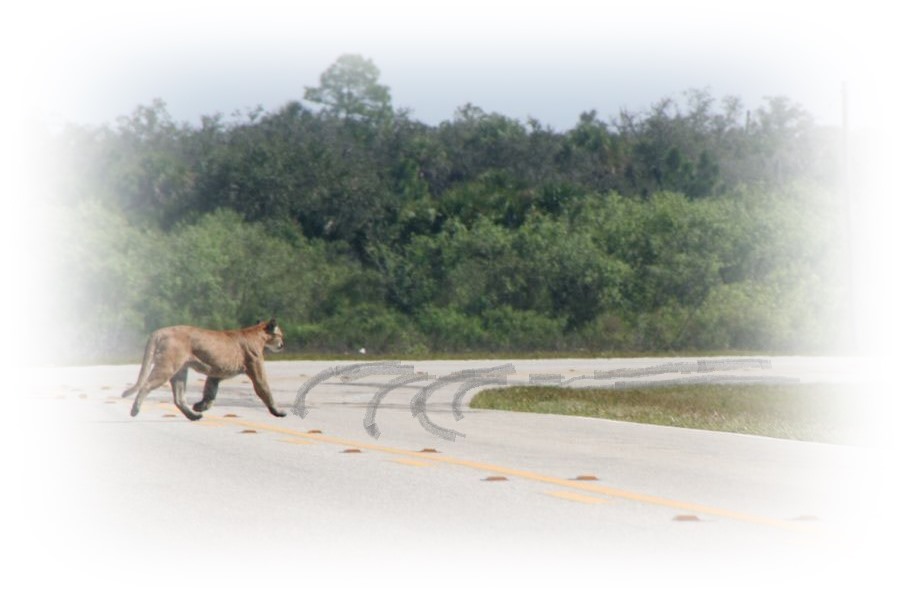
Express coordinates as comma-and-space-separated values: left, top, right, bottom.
7, 357, 898, 597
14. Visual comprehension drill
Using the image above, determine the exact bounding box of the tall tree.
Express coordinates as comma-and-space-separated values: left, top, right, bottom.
304, 54, 394, 125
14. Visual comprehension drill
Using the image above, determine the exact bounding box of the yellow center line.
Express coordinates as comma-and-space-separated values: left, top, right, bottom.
278, 437, 313, 445
392, 458, 435, 468
202, 414, 811, 533
546, 490, 611, 505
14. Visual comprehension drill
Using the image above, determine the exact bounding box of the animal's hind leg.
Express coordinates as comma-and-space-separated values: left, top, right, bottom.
130, 364, 174, 417
193, 377, 220, 412
170, 367, 202, 421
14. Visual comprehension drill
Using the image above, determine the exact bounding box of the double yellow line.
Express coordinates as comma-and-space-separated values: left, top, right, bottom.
202, 411, 816, 533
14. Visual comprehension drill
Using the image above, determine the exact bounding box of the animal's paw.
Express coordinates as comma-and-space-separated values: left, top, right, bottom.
192, 401, 209, 412
271, 409, 287, 418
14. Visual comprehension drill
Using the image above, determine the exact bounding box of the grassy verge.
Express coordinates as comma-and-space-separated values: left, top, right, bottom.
472, 384, 868, 445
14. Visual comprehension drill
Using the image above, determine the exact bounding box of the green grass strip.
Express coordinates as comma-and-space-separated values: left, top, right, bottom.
472, 384, 868, 445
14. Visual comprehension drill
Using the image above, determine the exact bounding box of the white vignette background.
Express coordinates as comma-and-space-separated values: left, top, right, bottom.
3, 1, 909, 596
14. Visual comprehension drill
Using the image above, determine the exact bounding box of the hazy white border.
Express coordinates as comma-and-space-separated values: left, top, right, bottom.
4, 1, 908, 595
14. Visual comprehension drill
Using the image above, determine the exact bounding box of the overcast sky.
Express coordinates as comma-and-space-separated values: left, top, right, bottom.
9, 1, 898, 132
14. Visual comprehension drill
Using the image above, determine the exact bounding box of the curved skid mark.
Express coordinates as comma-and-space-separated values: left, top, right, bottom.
415, 411, 464, 442
451, 379, 506, 421
560, 358, 773, 387
409, 364, 515, 441
410, 382, 458, 440
292, 361, 413, 419
363, 372, 432, 439
293, 358, 780, 439
339, 361, 415, 380
454, 365, 515, 412
614, 375, 799, 389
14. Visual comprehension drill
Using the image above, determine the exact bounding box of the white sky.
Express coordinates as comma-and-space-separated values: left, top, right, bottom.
6, 0, 893, 131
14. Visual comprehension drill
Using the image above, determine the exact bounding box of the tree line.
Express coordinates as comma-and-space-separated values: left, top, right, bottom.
48, 54, 850, 361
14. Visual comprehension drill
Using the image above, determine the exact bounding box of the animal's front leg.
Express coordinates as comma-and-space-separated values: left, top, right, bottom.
171, 367, 202, 421
192, 377, 221, 412
247, 362, 286, 417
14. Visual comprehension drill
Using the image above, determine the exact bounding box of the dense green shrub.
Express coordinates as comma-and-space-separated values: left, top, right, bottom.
44, 56, 849, 361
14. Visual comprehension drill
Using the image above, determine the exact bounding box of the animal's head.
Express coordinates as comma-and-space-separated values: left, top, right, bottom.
262, 318, 285, 352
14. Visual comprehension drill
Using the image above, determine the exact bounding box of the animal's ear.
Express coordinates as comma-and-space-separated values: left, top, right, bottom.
265, 318, 277, 333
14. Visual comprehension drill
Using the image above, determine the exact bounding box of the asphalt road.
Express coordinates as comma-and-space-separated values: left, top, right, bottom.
8, 357, 898, 597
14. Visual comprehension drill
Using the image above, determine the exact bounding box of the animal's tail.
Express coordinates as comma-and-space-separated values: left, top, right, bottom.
122, 333, 158, 397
